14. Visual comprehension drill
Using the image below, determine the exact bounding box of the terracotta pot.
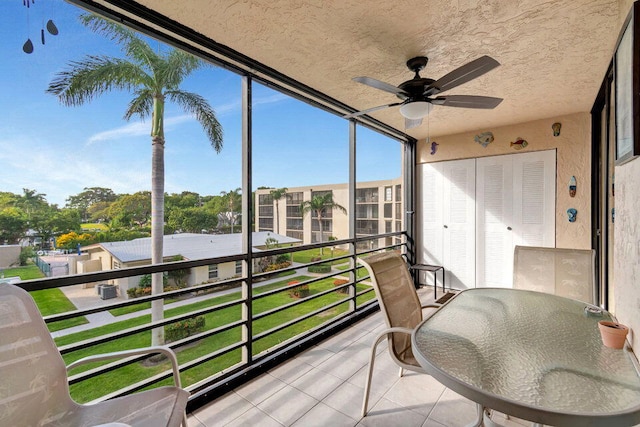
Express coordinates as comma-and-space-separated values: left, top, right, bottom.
598, 321, 629, 349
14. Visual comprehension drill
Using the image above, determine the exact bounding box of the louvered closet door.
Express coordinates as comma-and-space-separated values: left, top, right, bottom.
442, 159, 476, 290
476, 155, 514, 287
476, 150, 556, 287
417, 162, 444, 283
512, 150, 556, 247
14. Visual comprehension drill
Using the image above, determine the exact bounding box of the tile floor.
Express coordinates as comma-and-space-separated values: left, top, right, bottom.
186, 288, 531, 427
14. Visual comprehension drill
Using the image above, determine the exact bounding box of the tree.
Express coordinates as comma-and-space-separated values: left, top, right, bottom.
220, 188, 241, 233
0, 207, 27, 244
269, 187, 288, 234
300, 192, 346, 255
47, 14, 223, 345
66, 187, 117, 222
17, 188, 47, 222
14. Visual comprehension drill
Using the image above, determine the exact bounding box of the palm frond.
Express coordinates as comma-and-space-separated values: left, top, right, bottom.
80, 14, 162, 75
46, 56, 150, 106
124, 89, 154, 121
166, 90, 223, 152
161, 50, 207, 89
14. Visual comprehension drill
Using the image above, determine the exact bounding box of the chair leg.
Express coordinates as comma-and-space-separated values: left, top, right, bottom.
362, 334, 387, 417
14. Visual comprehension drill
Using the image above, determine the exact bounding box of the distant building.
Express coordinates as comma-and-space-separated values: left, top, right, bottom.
81, 232, 300, 297
254, 178, 403, 250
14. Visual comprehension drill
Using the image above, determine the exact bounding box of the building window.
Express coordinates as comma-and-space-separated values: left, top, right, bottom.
385, 221, 392, 233
259, 205, 274, 216
287, 218, 304, 230
395, 202, 402, 219
287, 230, 303, 240
258, 194, 273, 205
287, 192, 303, 205
208, 264, 218, 279
286, 205, 302, 218
312, 219, 333, 232
383, 203, 392, 218
258, 217, 273, 230
113, 260, 120, 269
356, 220, 378, 235
235, 261, 243, 275
356, 204, 378, 219
395, 184, 402, 202
356, 188, 378, 203
385, 186, 393, 201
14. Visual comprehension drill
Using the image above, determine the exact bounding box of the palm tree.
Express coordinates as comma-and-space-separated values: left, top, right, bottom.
47, 15, 223, 345
220, 188, 241, 233
269, 187, 288, 234
300, 192, 346, 255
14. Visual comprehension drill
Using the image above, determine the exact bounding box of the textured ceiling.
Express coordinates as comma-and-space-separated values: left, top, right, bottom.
130, 0, 619, 140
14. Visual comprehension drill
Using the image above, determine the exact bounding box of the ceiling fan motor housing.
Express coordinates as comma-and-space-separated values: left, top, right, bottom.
398, 78, 434, 101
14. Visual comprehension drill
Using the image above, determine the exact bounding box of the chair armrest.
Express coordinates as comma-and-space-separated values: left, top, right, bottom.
421, 303, 442, 309
66, 345, 182, 388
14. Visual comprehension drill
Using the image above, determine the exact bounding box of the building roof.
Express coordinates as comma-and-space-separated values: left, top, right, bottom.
84, 232, 301, 264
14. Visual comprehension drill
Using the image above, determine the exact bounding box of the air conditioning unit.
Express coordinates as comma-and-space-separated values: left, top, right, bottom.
99, 284, 117, 300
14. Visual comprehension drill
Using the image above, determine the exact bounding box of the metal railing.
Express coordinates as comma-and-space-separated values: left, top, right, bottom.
17, 231, 409, 411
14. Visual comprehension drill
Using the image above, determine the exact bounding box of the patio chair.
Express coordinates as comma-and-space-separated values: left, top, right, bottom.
0, 283, 189, 427
513, 245, 596, 304
358, 251, 442, 417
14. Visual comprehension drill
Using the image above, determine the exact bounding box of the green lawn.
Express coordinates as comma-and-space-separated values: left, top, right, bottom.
292, 247, 349, 264
3, 264, 89, 332
62, 274, 374, 403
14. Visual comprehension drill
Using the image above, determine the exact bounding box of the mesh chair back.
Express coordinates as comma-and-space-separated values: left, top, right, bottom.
513, 245, 596, 304
0, 283, 73, 425
359, 252, 422, 365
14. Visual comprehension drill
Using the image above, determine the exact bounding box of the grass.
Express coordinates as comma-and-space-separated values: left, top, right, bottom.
3, 263, 89, 332
292, 247, 349, 264
60, 273, 374, 403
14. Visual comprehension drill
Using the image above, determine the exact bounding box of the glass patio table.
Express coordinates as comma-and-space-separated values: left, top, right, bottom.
411, 288, 640, 427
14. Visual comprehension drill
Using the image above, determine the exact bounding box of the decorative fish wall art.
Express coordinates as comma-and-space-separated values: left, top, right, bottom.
552, 122, 562, 136
474, 131, 494, 148
510, 137, 528, 150
567, 208, 577, 223
569, 176, 577, 197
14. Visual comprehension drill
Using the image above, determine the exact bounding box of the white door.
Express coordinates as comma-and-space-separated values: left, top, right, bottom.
418, 159, 475, 289
476, 150, 556, 288
476, 155, 513, 287
417, 162, 444, 278
442, 159, 476, 290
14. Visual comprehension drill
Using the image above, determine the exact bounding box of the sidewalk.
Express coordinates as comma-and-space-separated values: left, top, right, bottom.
52, 263, 350, 338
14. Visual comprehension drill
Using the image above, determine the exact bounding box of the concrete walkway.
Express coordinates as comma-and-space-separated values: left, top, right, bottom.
52, 263, 350, 339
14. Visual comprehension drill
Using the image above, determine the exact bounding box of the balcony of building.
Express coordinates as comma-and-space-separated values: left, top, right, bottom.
3, 0, 640, 425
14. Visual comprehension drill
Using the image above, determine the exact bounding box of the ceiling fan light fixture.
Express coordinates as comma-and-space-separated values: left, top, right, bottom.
399, 101, 432, 120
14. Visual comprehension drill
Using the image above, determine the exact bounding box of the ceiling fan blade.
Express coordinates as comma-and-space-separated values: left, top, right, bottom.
431, 95, 503, 109
405, 117, 423, 129
353, 76, 409, 99
344, 102, 402, 118
425, 56, 500, 96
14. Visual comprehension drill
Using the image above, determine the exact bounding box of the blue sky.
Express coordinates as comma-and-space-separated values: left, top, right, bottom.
0, 0, 401, 206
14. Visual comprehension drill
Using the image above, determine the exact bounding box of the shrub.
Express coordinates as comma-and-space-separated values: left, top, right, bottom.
264, 261, 292, 272
333, 279, 349, 294
165, 316, 206, 342
288, 280, 310, 298
138, 273, 168, 288
19, 246, 34, 266
275, 254, 290, 264
308, 264, 331, 274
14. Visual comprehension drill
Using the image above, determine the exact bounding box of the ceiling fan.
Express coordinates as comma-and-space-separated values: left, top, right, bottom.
345, 55, 503, 129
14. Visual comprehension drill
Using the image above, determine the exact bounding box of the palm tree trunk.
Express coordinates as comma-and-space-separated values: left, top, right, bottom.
275, 202, 280, 234
316, 210, 324, 256
151, 97, 165, 346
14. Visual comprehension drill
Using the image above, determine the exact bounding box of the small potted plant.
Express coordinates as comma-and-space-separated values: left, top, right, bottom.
598, 320, 629, 349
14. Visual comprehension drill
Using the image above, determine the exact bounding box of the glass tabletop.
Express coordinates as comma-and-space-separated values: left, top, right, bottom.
412, 288, 640, 425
